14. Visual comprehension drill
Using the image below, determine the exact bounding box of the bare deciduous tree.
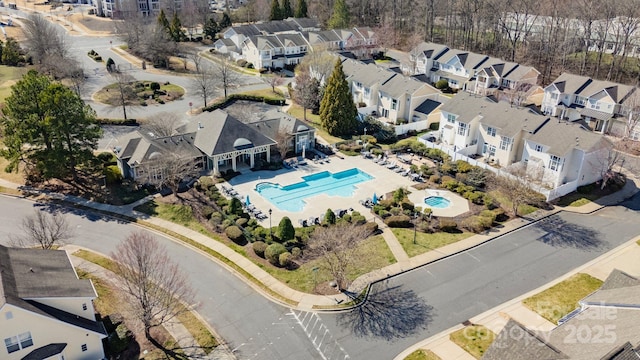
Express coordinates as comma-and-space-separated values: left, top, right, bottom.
141, 112, 180, 137
139, 149, 200, 196
23, 13, 70, 66
488, 169, 545, 217
293, 66, 321, 121
274, 129, 293, 159
305, 223, 375, 290
264, 74, 284, 94
111, 72, 137, 120
10, 210, 74, 249
299, 48, 336, 85
191, 58, 217, 107
111, 231, 195, 345
214, 58, 239, 99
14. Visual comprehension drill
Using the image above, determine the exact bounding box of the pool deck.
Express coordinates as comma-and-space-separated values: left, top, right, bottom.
407, 189, 470, 218
226, 155, 421, 226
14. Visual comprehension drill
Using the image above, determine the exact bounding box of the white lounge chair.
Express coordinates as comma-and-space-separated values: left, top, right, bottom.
386, 161, 397, 169
373, 154, 382, 163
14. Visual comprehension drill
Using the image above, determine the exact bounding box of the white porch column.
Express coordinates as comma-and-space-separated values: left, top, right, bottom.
232, 154, 237, 171
266, 147, 271, 162
250, 150, 255, 168
213, 156, 219, 176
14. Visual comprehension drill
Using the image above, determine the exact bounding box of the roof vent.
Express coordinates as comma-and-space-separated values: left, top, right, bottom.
29, 268, 34, 273
198, 122, 203, 129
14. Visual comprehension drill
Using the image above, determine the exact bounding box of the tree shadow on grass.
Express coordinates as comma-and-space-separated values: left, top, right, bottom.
532, 215, 603, 251
337, 284, 434, 341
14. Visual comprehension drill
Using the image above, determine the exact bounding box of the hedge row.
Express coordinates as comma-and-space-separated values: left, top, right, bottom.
96, 118, 139, 126
203, 93, 285, 112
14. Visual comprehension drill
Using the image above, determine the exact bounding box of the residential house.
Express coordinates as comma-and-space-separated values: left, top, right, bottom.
341, 58, 395, 109
248, 109, 316, 155
241, 33, 309, 70
541, 72, 638, 136
377, 73, 441, 124
0, 245, 107, 360
439, 92, 549, 166
217, 18, 320, 57
406, 42, 540, 95
523, 117, 613, 192
94, 0, 179, 17
116, 109, 315, 179
483, 269, 640, 360
439, 92, 613, 194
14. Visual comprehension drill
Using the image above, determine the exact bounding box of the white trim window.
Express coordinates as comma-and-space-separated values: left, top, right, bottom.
447, 113, 456, 124
457, 122, 467, 136
487, 126, 496, 137
534, 144, 543, 152
483, 143, 496, 156
4, 332, 33, 354
549, 155, 562, 171
499, 136, 513, 151
391, 99, 398, 110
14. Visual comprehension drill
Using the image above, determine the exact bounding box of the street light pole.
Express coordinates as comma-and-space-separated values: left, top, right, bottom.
413, 212, 418, 244
268, 209, 273, 240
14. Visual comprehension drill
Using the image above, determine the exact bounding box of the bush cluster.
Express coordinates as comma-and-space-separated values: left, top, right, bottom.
203, 93, 284, 112
88, 49, 102, 62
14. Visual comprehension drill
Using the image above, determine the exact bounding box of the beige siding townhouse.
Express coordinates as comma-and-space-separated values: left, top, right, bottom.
0, 245, 107, 360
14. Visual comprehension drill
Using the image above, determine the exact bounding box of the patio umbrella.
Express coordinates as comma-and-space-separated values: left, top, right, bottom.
245, 195, 250, 206
372, 193, 378, 205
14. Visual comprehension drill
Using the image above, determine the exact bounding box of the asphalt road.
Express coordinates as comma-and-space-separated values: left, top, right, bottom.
0, 195, 323, 360
314, 194, 640, 360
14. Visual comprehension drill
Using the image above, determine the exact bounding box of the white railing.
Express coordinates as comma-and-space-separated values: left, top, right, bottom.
416, 137, 571, 200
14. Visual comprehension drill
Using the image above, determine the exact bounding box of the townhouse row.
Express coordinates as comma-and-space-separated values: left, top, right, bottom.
214, 18, 377, 70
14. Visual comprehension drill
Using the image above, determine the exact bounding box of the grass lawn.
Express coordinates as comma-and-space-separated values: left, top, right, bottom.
392, 228, 473, 257
404, 349, 441, 360
0, 139, 27, 185
554, 191, 599, 207
0, 65, 29, 102
74, 250, 218, 354
94, 81, 185, 105
286, 103, 345, 144
522, 273, 603, 324
266, 234, 396, 293
449, 325, 496, 359
489, 190, 538, 216
239, 88, 285, 100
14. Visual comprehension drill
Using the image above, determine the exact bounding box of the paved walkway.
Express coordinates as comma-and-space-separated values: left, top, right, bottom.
65, 245, 235, 360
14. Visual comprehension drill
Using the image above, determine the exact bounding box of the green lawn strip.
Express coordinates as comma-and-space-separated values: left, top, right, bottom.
489, 190, 538, 216
94, 81, 185, 104
0, 186, 23, 196
286, 104, 345, 144
200, 52, 258, 75
522, 273, 603, 324
74, 250, 218, 354
554, 191, 599, 207
449, 325, 496, 359
392, 228, 473, 257
404, 349, 442, 360
239, 88, 285, 100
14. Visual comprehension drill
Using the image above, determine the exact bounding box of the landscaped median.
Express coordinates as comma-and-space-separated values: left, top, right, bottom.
404, 349, 442, 360
522, 273, 604, 324
73, 249, 219, 355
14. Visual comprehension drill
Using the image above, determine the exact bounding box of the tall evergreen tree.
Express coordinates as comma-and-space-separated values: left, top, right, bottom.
294, 0, 307, 18
157, 9, 170, 30
1, 71, 101, 181
319, 60, 357, 137
282, 0, 293, 19
2, 38, 20, 66
169, 12, 184, 42
220, 12, 232, 29
328, 0, 350, 29
269, 0, 282, 20
203, 18, 219, 39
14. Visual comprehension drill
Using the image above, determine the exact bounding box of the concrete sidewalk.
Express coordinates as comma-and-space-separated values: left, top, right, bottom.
65, 245, 235, 360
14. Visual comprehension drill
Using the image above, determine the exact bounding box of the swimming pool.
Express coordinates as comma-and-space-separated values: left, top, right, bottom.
424, 196, 451, 209
255, 168, 374, 212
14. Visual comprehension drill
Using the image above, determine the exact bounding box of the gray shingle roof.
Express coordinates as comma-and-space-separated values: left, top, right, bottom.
439, 49, 489, 71
177, 110, 276, 156
440, 92, 548, 138
548, 73, 636, 104
275, 32, 308, 47
0, 246, 96, 300
483, 319, 569, 360
526, 119, 612, 157
413, 42, 449, 60
21, 343, 67, 360
248, 110, 314, 140
379, 73, 439, 98
117, 131, 203, 166
599, 342, 640, 360
341, 58, 396, 87
26, 300, 107, 335
599, 269, 640, 291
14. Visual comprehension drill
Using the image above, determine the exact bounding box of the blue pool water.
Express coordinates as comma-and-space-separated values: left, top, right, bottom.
256, 168, 374, 212
424, 196, 451, 209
